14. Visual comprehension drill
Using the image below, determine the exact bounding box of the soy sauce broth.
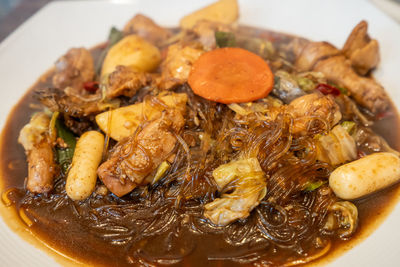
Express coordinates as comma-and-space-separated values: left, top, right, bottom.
1, 29, 400, 267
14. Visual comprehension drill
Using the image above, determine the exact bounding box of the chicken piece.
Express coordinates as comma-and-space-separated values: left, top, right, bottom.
342, 21, 379, 75
123, 14, 172, 47
41, 47, 102, 117
52, 48, 95, 90
97, 156, 137, 197
37, 87, 103, 117
204, 158, 267, 226
286, 37, 310, 59
335, 95, 372, 127
160, 43, 204, 89
314, 56, 388, 113
295, 41, 340, 72
18, 113, 56, 193
106, 65, 151, 98
353, 126, 400, 156
292, 22, 387, 114
288, 92, 342, 134
97, 110, 185, 197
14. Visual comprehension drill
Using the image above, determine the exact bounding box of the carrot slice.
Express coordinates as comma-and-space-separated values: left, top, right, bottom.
188, 47, 274, 103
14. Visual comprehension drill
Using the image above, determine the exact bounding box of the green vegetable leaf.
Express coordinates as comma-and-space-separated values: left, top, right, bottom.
304, 180, 326, 192
95, 27, 124, 75
215, 31, 236, 48
55, 119, 76, 174
108, 27, 124, 47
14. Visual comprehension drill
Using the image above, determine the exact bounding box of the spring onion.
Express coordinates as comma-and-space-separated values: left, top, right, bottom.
95, 27, 124, 75
304, 180, 326, 192
55, 119, 77, 173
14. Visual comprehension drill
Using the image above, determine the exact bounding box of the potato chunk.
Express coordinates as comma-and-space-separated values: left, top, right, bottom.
180, 0, 239, 29
101, 35, 161, 76
95, 93, 187, 141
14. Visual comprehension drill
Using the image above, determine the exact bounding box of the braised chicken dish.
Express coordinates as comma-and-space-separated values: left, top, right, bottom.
1, 0, 400, 266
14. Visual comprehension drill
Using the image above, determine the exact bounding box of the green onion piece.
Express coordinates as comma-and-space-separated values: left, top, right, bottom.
108, 27, 124, 47
55, 119, 77, 174
95, 27, 124, 75
304, 180, 326, 192
215, 31, 236, 48
341, 121, 356, 135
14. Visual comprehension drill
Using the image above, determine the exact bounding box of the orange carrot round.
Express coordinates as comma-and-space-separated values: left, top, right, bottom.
188, 47, 274, 104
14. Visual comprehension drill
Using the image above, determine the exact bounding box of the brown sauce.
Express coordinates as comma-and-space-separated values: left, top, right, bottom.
1, 72, 400, 266
1, 29, 400, 267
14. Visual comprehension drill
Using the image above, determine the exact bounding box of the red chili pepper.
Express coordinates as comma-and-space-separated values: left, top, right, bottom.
83, 81, 99, 92
315, 83, 341, 96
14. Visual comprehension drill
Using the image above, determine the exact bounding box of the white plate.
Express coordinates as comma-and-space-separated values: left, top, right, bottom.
1, 0, 400, 266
